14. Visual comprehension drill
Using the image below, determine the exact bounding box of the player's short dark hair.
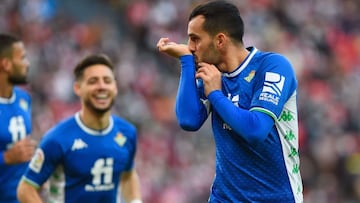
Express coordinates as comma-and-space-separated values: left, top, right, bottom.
189, 0, 244, 44
73, 54, 114, 81
0, 33, 21, 58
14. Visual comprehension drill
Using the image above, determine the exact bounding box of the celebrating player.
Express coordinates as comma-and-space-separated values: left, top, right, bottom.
17, 54, 142, 203
157, 1, 303, 202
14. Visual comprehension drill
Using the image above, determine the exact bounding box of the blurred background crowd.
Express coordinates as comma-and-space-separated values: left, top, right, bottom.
1, 0, 360, 202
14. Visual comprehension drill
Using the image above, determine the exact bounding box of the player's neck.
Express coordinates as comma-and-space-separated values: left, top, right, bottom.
0, 80, 13, 98
79, 109, 111, 131
220, 46, 249, 73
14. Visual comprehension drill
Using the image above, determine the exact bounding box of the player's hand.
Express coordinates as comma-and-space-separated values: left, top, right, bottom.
157, 38, 192, 58
196, 62, 222, 97
3, 137, 37, 164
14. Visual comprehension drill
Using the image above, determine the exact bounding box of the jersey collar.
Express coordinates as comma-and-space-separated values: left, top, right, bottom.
0, 91, 16, 104
75, 112, 114, 136
223, 46, 257, 78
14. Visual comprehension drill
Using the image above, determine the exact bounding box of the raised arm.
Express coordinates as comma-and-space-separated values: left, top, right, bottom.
157, 38, 209, 131
175, 55, 209, 130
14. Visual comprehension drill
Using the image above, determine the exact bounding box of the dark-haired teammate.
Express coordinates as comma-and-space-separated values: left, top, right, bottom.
157, 1, 303, 202
17, 54, 142, 203
0, 33, 36, 203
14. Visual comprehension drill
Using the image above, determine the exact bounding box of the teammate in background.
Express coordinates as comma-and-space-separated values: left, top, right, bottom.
157, 1, 303, 202
17, 54, 142, 203
0, 33, 36, 203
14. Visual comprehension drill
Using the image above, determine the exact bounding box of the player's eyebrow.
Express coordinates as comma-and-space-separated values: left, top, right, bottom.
188, 33, 198, 37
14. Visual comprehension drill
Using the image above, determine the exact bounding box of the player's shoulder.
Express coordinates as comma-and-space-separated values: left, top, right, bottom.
14, 86, 31, 99
43, 116, 77, 140
255, 50, 291, 66
253, 49, 295, 76
111, 115, 137, 135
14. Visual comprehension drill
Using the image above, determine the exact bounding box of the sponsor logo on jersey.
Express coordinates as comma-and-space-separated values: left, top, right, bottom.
114, 133, 127, 146
259, 72, 285, 105
223, 123, 232, 130
29, 148, 44, 173
85, 158, 114, 192
71, 138, 88, 151
222, 94, 240, 130
227, 94, 239, 107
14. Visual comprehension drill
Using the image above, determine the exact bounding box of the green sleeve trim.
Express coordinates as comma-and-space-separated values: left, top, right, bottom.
250, 107, 277, 121
21, 176, 41, 189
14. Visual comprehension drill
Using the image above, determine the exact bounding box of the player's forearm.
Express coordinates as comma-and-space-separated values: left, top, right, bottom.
208, 90, 274, 144
17, 180, 43, 203
176, 55, 207, 131
120, 170, 142, 203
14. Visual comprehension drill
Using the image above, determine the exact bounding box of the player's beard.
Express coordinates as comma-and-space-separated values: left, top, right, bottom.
84, 98, 114, 116
196, 43, 220, 67
8, 73, 28, 85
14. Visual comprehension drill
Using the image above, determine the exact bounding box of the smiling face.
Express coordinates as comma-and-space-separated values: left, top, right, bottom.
74, 64, 118, 115
187, 15, 221, 67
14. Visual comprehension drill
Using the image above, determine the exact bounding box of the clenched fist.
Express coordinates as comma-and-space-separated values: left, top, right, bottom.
4, 137, 37, 165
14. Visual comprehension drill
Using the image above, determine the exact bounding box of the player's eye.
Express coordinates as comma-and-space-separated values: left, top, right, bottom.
87, 78, 98, 84
103, 77, 114, 84
190, 37, 198, 42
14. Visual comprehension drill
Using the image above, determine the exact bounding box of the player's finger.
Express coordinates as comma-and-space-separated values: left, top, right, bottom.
198, 62, 209, 67
195, 71, 208, 80
157, 38, 169, 48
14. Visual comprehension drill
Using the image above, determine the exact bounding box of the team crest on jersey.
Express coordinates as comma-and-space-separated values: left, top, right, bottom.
19, 99, 28, 111
259, 72, 285, 105
114, 133, 127, 146
244, 70, 256, 82
29, 148, 44, 173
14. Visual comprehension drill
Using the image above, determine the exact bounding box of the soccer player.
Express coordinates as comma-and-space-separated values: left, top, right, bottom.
0, 33, 36, 203
157, 1, 303, 202
17, 54, 142, 203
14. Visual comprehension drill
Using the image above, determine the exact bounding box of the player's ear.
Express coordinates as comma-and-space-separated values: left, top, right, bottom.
73, 82, 81, 97
215, 33, 226, 49
0, 58, 11, 72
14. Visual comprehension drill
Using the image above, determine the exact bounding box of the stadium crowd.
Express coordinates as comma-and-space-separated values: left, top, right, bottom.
1, 0, 360, 202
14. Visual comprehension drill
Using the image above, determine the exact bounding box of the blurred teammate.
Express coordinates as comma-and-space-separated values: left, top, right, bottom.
0, 33, 36, 203
157, 1, 303, 202
17, 54, 142, 203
